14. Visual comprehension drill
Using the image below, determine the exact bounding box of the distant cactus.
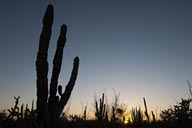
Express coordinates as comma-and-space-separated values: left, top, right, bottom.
5, 96, 36, 124
83, 106, 87, 120
143, 97, 149, 123
151, 111, 156, 122
36, 4, 79, 127
130, 106, 143, 126
7, 96, 21, 120
94, 93, 108, 121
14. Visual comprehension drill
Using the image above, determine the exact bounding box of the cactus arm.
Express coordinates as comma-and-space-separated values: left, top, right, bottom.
49, 25, 67, 97
57, 57, 79, 116
48, 25, 67, 122
36, 4, 53, 125
58, 85, 63, 96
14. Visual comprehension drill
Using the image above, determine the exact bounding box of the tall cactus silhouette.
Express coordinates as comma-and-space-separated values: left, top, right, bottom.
143, 97, 149, 123
36, 4, 79, 127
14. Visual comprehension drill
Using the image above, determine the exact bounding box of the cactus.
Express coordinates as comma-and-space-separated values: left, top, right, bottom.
7, 96, 22, 120
31, 100, 34, 112
130, 106, 143, 126
36, 4, 79, 127
20, 104, 24, 119
7, 97, 36, 121
143, 97, 149, 123
95, 93, 108, 121
151, 111, 156, 122
83, 106, 87, 120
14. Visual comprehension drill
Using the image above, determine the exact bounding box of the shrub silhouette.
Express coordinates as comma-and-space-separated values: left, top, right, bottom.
110, 92, 126, 124
160, 98, 192, 128
35, 4, 79, 127
0, 97, 36, 128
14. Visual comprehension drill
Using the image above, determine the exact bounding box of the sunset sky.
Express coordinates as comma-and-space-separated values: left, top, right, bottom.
0, 0, 192, 116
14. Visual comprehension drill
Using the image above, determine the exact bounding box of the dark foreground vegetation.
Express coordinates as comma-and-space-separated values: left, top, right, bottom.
0, 92, 192, 128
0, 4, 192, 128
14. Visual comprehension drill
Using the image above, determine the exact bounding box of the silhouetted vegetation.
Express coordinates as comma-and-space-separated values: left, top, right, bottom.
160, 98, 192, 128
94, 93, 108, 122
1, 91, 191, 128
0, 97, 37, 128
1, 4, 192, 128
36, 4, 79, 128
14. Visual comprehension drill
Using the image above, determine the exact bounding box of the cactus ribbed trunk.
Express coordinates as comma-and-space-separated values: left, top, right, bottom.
36, 4, 79, 127
36, 5, 53, 126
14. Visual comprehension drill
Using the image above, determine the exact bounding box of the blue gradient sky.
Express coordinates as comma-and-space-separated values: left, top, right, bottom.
0, 0, 192, 115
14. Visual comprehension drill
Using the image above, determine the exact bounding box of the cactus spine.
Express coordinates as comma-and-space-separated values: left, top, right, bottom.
36, 4, 79, 127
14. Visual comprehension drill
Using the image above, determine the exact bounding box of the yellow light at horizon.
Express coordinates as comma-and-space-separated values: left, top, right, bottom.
124, 120, 128, 124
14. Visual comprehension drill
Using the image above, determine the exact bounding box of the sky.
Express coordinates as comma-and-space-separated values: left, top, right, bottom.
0, 0, 192, 117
